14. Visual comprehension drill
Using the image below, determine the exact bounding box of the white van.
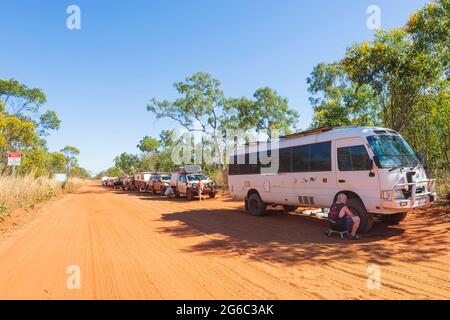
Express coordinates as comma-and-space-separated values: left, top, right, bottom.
228, 127, 437, 233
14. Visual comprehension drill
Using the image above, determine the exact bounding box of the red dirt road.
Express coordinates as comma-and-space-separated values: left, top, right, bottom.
0, 182, 449, 300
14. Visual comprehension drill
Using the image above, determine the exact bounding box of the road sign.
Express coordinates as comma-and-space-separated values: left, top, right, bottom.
7, 152, 21, 166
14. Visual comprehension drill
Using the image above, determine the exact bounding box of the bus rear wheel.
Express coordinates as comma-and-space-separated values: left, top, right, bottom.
247, 193, 268, 217
347, 198, 374, 234
283, 205, 299, 213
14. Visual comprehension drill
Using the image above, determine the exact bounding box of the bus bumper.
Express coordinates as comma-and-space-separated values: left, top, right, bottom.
382, 193, 437, 210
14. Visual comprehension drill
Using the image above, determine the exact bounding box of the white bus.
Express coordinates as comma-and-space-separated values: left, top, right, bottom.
228, 127, 437, 233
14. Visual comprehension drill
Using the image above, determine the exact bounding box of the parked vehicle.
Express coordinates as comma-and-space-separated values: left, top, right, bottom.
121, 176, 133, 191
107, 177, 118, 188
228, 127, 437, 233
113, 178, 124, 189
134, 172, 155, 192
150, 174, 171, 194
101, 176, 109, 186
171, 166, 217, 200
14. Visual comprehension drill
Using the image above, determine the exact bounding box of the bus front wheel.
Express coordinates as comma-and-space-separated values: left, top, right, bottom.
347, 198, 374, 234
380, 213, 407, 226
247, 193, 268, 217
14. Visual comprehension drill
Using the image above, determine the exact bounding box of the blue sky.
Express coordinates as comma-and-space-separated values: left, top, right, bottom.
0, 0, 429, 173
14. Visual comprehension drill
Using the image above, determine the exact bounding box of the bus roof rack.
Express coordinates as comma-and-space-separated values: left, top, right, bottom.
280, 127, 333, 140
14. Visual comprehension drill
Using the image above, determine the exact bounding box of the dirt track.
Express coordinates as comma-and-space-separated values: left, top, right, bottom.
0, 182, 448, 300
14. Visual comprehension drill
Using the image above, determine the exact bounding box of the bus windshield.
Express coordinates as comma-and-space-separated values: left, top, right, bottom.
187, 174, 207, 181
367, 135, 420, 169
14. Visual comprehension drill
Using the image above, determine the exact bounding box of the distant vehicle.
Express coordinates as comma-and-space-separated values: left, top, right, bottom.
121, 176, 133, 191
228, 127, 437, 233
134, 172, 155, 192
150, 174, 171, 194
171, 166, 217, 200
107, 177, 118, 188
101, 177, 109, 186
113, 177, 126, 189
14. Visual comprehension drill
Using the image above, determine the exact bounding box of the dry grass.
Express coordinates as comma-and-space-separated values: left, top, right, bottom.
0, 174, 85, 217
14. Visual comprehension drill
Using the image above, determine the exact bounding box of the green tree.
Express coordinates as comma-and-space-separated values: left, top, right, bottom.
307, 0, 449, 171
137, 136, 160, 154
18, 145, 49, 177
252, 87, 299, 138
159, 130, 178, 151
148, 73, 300, 165
148, 73, 226, 165
70, 166, 91, 179
61, 146, 80, 176
307, 62, 380, 128
343, 28, 448, 169
222, 97, 259, 131
148, 73, 224, 136
406, 0, 449, 70
38, 110, 61, 136
0, 79, 61, 136
114, 153, 141, 175
49, 152, 67, 174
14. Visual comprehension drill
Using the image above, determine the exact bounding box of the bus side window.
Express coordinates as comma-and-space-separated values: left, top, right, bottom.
229, 155, 239, 176
338, 145, 371, 171
278, 147, 292, 173
292, 145, 311, 172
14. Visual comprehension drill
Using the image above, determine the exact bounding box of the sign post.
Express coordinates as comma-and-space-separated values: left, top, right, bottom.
7, 152, 21, 177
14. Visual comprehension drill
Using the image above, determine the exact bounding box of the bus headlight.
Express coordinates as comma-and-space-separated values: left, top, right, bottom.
381, 190, 405, 200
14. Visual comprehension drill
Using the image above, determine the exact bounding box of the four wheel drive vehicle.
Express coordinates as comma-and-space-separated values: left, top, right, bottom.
150, 174, 171, 194
228, 126, 437, 234
171, 166, 217, 201
113, 177, 128, 189
113, 178, 125, 189
101, 176, 109, 186
121, 176, 135, 191
107, 177, 118, 188
134, 172, 155, 192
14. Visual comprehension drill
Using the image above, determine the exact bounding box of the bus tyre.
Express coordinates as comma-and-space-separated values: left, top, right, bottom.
283, 205, 299, 213
187, 189, 194, 201
347, 198, 374, 234
248, 193, 267, 217
381, 213, 407, 226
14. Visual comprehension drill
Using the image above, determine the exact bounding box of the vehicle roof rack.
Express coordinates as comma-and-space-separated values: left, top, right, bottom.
174, 165, 203, 174
280, 127, 333, 140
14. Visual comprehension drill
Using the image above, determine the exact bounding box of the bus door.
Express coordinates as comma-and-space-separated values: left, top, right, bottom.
334, 138, 380, 204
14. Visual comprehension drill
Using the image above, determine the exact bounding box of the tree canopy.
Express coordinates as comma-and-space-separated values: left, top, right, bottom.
308, 0, 449, 171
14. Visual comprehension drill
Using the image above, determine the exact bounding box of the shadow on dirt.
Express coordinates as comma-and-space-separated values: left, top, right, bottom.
158, 208, 448, 267
101, 185, 449, 267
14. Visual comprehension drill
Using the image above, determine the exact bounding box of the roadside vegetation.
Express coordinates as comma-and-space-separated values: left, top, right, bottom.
0, 174, 85, 218
0, 79, 90, 216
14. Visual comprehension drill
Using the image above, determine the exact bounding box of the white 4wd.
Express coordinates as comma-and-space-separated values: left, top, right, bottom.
171, 172, 217, 201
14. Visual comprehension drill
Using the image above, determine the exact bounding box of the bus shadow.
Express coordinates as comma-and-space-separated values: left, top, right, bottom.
159, 208, 448, 267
